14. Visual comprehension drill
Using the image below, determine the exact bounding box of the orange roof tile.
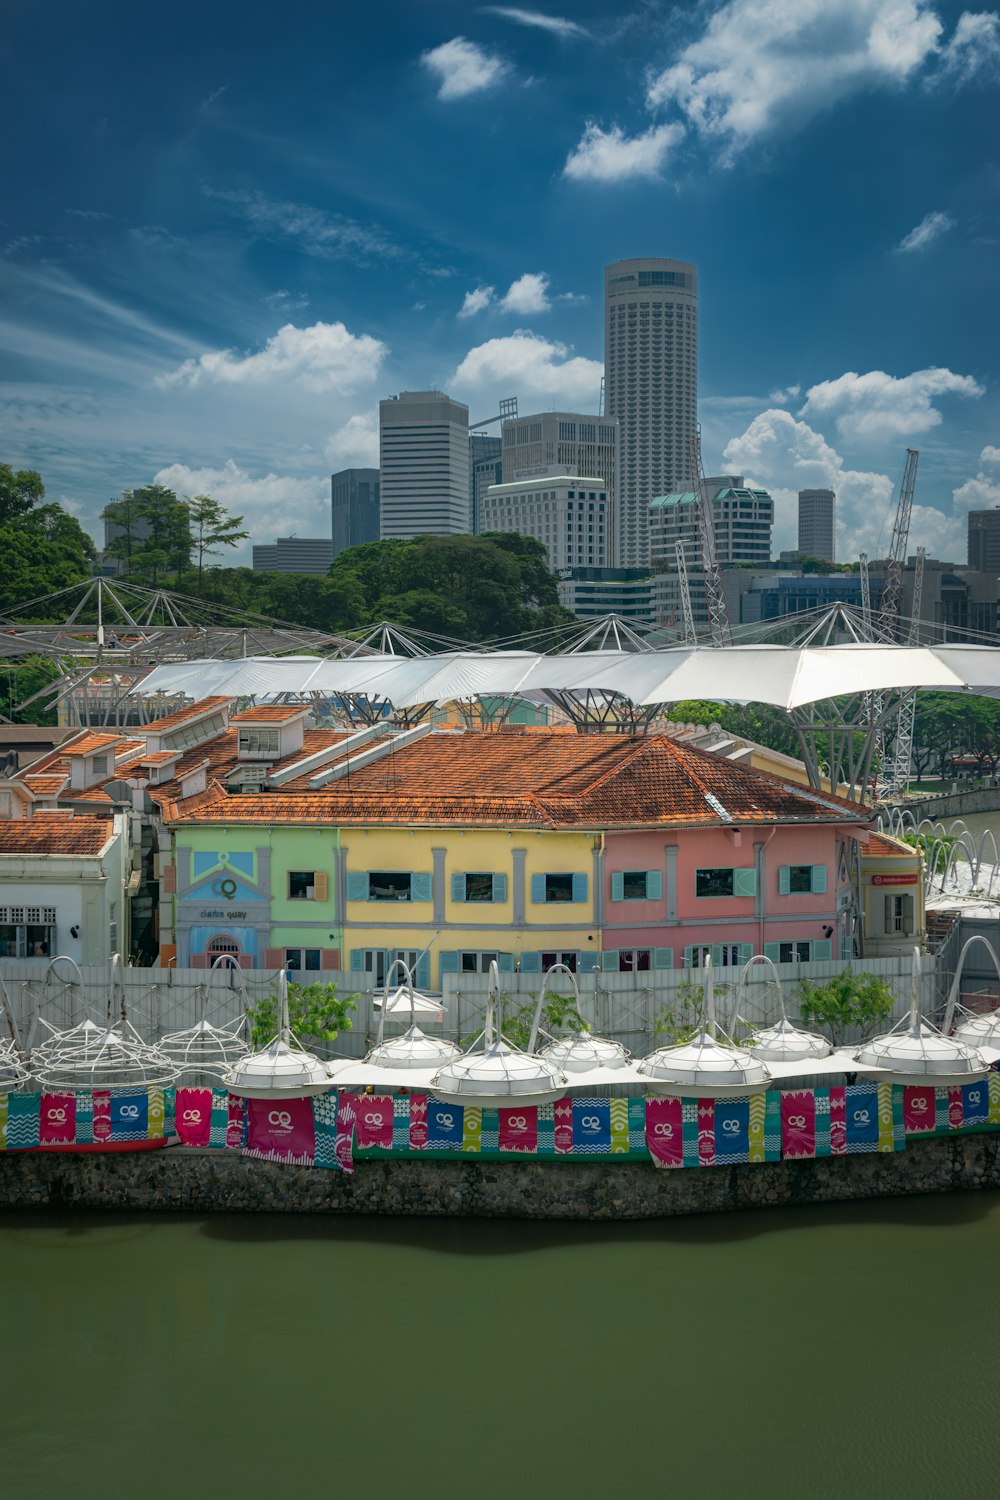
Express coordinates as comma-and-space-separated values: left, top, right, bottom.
62, 733, 121, 757
139, 750, 182, 765
0, 817, 114, 855
866, 833, 917, 858
23, 774, 69, 794
144, 696, 232, 732
230, 705, 311, 723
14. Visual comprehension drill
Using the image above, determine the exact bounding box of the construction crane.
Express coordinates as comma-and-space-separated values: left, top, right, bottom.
877, 448, 919, 641
688, 427, 733, 647
883, 545, 926, 797
859, 553, 872, 636
469, 396, 518, 431
674, 541, 698, 645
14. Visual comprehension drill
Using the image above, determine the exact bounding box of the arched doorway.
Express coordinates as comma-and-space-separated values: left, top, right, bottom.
207, 933, 243, 968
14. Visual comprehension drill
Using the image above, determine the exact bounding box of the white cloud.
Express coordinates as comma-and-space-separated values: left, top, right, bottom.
951, 444, 1000, 517
158, 321, 386, 394
937, 10, 1000, 83
768, 384, 801, 404
646, 0, 943, 157
563, 120, 685, 182
459, 285, 495, 318
896, 209, 955, 252
325, 411, 380, 470
499, 272, 551, 314
451, 330, 603, 409
483, 7, 589, 39
422, 37, 510, 99
153, 459, 330, 551
800, 366, 984, 441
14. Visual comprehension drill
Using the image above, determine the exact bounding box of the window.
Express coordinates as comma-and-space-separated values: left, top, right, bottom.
780, 865, 827, 894
370, 872, 412, 901
452, 872, 507, 903
0, 907, 56, 958
886, 894, 914, 935
285, 948, 322, 971
532, 873, 588, 903
612, 870, 662, 901
237, 727, 281, 758
288, 870, 327, 901
91, 755, 108, 777
695, 867, 756, 898
356, 948, 420, 987
618, 948, 651, 972
460, 951, 500, 974
686, 945, 713, 968
541, 950, 577, 972
780, 941, 811, 963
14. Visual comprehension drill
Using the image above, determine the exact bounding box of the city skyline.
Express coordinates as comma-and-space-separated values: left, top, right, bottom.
2, 0, 998, 566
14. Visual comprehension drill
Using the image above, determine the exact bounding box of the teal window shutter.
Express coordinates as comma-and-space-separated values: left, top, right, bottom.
520, 951, 542, 973
812, 939, 833, 961
415, 952, 431, 988
683, 945, 695, 967
646, 870, 663, 900
571, 873, 589, 903
451, 872, 465, 903
778, 867, 791, 896
739, 943, 755, 964
439, 950, 460, 975
811, 865, 828, 893
710, 944, 723, 966
734, 868, 757, 897
530, 874, 546, 904
764, 942, 782, 963
602, 949, 618, 972
497, 952, 515, 973
611, 872, 624, 902
578, 951, 598, 973
411, 873, 432, 903
653, 946, 674, 969
346, 872, 369, 902
349, 948, 364, 971
492, 873, 508, 902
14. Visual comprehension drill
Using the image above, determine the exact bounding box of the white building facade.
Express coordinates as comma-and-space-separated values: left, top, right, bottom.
379, 390, 470, 539
500, 412, 618, 558
479, 476, 610, 571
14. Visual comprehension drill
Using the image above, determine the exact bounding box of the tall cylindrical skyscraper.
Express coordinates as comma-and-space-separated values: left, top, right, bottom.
604, 258, 698, 567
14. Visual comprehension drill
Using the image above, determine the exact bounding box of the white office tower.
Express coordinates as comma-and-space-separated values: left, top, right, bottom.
480, 476, 610, 570
798, 488, 836, 562
501, 411, 618, 559
604, 258, 698, 567
379, 390, 470, 538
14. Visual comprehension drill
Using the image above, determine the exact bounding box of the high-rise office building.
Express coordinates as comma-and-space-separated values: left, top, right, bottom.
500, 411, 619, 557
604, 257, 698, 568
331, 468, 380, 559
469, 433, 502, 535
968, 509, 1000, 572
649, 478, 774, 567
798, 488, 836, 562
479, 475, 610, 571
253, 537, 335, 574
379, 390, 470, 539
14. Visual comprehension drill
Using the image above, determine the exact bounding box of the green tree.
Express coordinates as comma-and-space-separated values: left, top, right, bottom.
101, 485, 191, 586
0, 464, 45, 525
0, 468, 96, 616
798, 968, 894, 1045
247, 979, 358, 1050
184, 494, 250, 592
668, 699, 801, 758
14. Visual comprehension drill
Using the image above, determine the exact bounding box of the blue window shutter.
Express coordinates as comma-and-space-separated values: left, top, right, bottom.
439, 950, 459, 975
812, 939, 833, 961
349, 949, 364, 971
492, 873, 508, 903
653, 947, 674, 970
764, 942, 782, 963
683, 945, 695, 968
646, 870, 663, 901
571, 873, 588, 904
811, 865, 828, 894
602, 949, 618, 972
451, 872, 465, 903
497, 952, 515, 973
710, 944, 723, 966
778, 867, 791, 896
346, 872, 369, 902
411, 873, 432, 903
739, 943, 755, 964
611, 871, 624, 902
734, 868, 757, 898
578, 951, 598, 973
415, 952, 431, 988
520, 950, 542, 973
530, 874, 546, 904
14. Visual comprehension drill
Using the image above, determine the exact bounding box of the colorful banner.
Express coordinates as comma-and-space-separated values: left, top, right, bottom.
499, 1105, 538, 1154
244, 1096, 316, 1165
39, 1093, 76, 1145
175, 1088, 213, 1147
645, 1096, 683, 1167
353, 1096, 394, 1150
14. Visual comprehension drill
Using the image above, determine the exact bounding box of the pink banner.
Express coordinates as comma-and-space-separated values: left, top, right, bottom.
92, 1090, 111, 1141
903, 1086, 936, 1133
335, 1095, 357, 1174
553, 1096, 574, 1154
39, 1093, 76, 1145
175, 1088, 212, 1147
697, 1099, 716, 1167
354, 1095, 394, 1149
645, 1096, 683, 1167
947, 1087, 965, 1130
226, 1093, 245, 1150
409, 1093, 428, 1150
781, 1091, 817, 1158
499, 1105, 538, 1153
246, 1096, 315, 1162
829, 1086, 847, 1156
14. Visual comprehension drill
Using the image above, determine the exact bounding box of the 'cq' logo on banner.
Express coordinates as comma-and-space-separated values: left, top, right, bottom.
910, 1098, 928, 1113
580, 1115, 601, 1131
268, 1110, 293, 1130
720, 1118, 740, 1136
853, 1109, 870, 1125
788, 1115, 807, 1128
437, 1112, 455, 1129
506, 1115, 528, 1130
120, 1104, 140, 1120
47, 1107, 67, 1124
652, 1122, 674, 1137
363, 1113, 384, 1127
182, 1109, 203, 1123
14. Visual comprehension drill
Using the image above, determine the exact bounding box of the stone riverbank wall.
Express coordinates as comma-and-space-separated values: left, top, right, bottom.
3, 1133, 1000, 1219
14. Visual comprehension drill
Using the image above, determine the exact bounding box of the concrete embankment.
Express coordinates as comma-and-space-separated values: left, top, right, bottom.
3, 1135, 1000, 1219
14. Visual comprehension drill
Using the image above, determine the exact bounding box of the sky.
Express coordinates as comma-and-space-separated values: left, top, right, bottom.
3, 0, 999, 565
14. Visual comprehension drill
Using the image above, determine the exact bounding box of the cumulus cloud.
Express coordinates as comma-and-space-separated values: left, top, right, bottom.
459, 285, 495, 318
153, 459, 330, 548
325, 410, 380, 469
951, 444, 1000, 516
563, 120, 685, 181
937, 10, 1000, 82
799, 366, 984, 441
422, 37, 510, 99
896, 209, 955, 252
499, 272, 551, 314
768, 384, 801, 405
451, 330, 604, 408
720, 406, 967, 559
646, 0, 943, 157
483, 7, 589, 38
158, 321, 386, 394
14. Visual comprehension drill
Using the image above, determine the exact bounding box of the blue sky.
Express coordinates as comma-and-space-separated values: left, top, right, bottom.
3, 0, 999, 563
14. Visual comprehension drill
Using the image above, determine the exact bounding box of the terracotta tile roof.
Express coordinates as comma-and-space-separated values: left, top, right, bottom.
164, 730, 872, 831
866, 833, 917, 858
146, 727, 348, 803
70, 786, 115, 803
144, 696, 232, 732
139, 750, 181, 765
0, 816, 114, 855
62, 733, 121, 757
23, 774, 69, 794
230, 705, 311, 722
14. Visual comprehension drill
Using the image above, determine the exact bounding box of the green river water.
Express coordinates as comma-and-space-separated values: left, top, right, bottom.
3, 1196, 999, 1500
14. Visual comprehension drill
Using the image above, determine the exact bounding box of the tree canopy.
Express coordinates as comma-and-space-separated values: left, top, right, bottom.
0, 465, 96, 616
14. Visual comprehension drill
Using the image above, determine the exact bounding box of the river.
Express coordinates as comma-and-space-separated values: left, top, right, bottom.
3, 1196, 1000, 1499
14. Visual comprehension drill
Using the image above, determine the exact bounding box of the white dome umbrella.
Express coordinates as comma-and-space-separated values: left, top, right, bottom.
429, 962, 568, 1107
854, 948, 989, 1087
32, 956, 178, 1091
637, 955, 772, 1097
345, 960, 460, 1078
737, 954, 832, 1062
222, 970, 339, 1099
536, 963, 631, 1074
941, 935, 1000, 1048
